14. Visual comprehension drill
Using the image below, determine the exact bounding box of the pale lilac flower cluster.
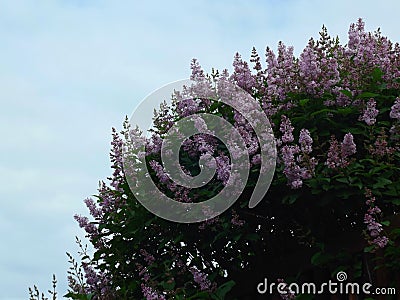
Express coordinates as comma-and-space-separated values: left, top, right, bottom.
81, 262, 113, 298
231, 52, 256, 93
140, 249, 156, 265
215, 154, 231, 185
341, 133, 357, 158
298, 128, 313, 154
390, 97, 400, 119
183, 134, 217, 157
97, 181, 122, 214
198, 205, 220, 230
176, 98, 201, 118
152, 101, 175, 134
231, 209, 245, 227
280, 115, 294, 143
109, 127, 126, 192
141, 284, 166, 300
359, 98, 379, 125
240, 18, 400, 114
369, 129, 396, 158
325, 133, 357, 169
74, 215, 99, 240
190, 58, 205, 80
281, 145, 302, 189
298, 38, 340, 97
264, 42, 297, 106
279, 117, 317, 188
149, 160, 169, 184
83, 198, 102, 219
190, 267, 212, 291
344, 19, 399, 91
146, 135, 163, 155
363, 189, 389, 250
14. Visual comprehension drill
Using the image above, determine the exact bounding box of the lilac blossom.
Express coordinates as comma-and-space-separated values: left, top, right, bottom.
232, 52, 256, 93
325, 136, 341, 169
372, 236, 389, 248
81, 263, 113, 297
326, 134, 356, 169
146, 135, 163, 155
109, 127, 124, 191
359, 98, 379, 125
363, 188, 389, 250
280, 145, 306, 189
74, 215, 98, 237
390, 97, 400, 119
176, 98, 200, 117
140, 249, 155, 265
341, 133, 357, 158
84, 198, 101, 219
215, 155, 231, 185
231, 210, 245, 227
369, 129, 395, 158
198, 205, 220, 230
251, 154, 261, 165
141, 284, 166, 300
190, 268, 212, 291
190, 58, 204, 80
280, 115, 294, 143
149, 160, 169, 184
266, 42, 297, 102
299, 129, 313, 154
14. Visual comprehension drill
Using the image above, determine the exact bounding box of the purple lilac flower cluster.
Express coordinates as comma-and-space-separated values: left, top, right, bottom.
231, 209, 245, 227
359, 98, 379, 125
141, 284, 166, 300
189, 267, 215, 292
278, 116, 318, 188
325, 133, 357, 169
390, 97, 400, 119
368, 129, 396, 158
363, 188, 389, 250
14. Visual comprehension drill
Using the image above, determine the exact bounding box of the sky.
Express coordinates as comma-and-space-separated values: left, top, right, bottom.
0, 0, 399, 299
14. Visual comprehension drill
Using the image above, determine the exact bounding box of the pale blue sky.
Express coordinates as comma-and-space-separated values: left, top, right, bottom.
0, 1, 399, 299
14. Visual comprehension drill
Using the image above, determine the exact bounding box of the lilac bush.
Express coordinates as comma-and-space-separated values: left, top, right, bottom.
46, 18, 400, 299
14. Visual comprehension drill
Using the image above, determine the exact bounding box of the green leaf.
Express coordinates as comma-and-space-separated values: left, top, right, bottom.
337, 107, 355, 116
372, 177, 392, 189
299, 99, 310, 106
233, 233, 242, 241
381, 220, 390, 226
392, 199, 400, 205
372, 67, 383, 81
311, 251, 333, 266
212, 280, 236, 300
283, 193, 300, 204
310, 108, 336, 117
356, 92, 380, 99
335, 177, 349, 184
339, 89, 352, 98
364, 245, 376, 253
245, 233, 260, 241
